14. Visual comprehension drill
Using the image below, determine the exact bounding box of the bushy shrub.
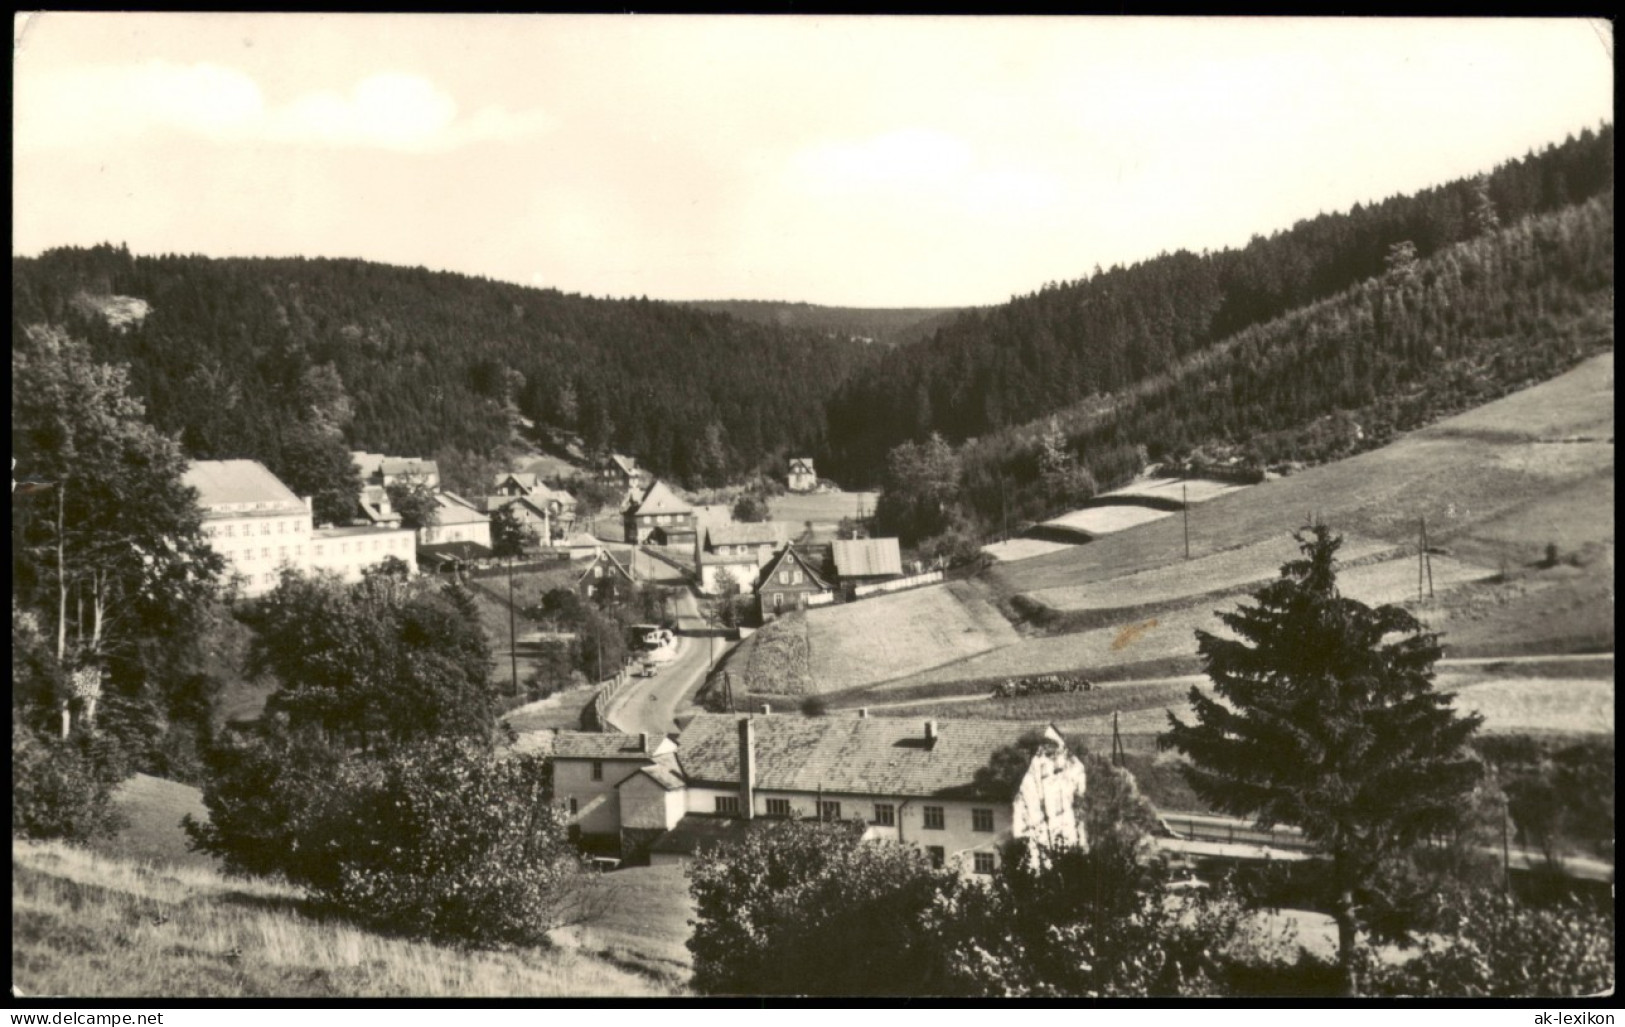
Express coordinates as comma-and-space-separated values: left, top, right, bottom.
189, 728, 586, 948
686, 818, 1262, 997
1360, 892, 1614, 997
12, 724, 126, 843
185, 720, 349, 886
688, 819, 949, 995
315, 741, 581, 947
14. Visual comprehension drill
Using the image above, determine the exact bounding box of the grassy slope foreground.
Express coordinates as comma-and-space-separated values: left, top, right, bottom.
12, 840, 679, 998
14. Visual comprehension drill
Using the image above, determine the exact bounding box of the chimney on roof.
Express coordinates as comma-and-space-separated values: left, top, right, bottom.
761, 703, 772, 715
738, 717, 755, 821
924, 720, 938, 743
858, 708, 868, 718
638, 732, 649, 754
302, 496, 313, 513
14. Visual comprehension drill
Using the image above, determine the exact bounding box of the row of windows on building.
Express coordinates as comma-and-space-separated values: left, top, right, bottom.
562, 795, 996, 874
205, 518, 307, 538
643, 514, 690, 525
216, 536, 410, 562
712, 794, 995, 834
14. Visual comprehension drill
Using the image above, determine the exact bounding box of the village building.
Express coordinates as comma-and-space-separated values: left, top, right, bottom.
356, 484, 402, 528
415, 492, 494, 573
560, 531, 604, 560
695, 522, 785, 595
185, 459, 416, 597
577, 547, 636, 602
597, 453, 644, 493
480, 494, 552, 547
546, 715, 1087, 870
787, 456, 818, 493
753, 545, 832, 619
547, 731, 679, 851
830, 537, 905, 587
351, 451, 440, 489
622, 479, 697, 547
492, 471, 541, 497
417, 492, 492, 548
491, 472, 576, 537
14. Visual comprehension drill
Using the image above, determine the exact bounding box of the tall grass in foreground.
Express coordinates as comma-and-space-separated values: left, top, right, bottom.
12, 839, 679, 998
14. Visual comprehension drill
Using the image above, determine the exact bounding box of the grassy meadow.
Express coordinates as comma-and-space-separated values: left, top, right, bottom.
12, 840, 679, 998
802, 580, 1019, 692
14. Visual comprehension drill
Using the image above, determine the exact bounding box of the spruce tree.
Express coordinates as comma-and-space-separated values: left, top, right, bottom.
1162, 525, 1483, 995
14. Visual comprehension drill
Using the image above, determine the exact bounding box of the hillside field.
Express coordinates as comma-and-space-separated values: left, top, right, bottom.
820, 353, 1615, 702
802, 581, 1019, 692
990, 352, 1614, 599
13, 840, 677, 998
877, 662, 1615, 742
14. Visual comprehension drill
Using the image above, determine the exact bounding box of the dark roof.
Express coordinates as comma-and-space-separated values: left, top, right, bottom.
676, 714, 1060, 801
832, 538, 904, 578
628, 479, 691, 516
418, 541, 494, 564
552, 732, 657, 760
481, 494, 550, 518
495, 472, 540, 492
706, 522, 784, 548
753, 545, 831, 593
789, 457, 815, 473
649, 814, 764, 857
578, 548, 633, 584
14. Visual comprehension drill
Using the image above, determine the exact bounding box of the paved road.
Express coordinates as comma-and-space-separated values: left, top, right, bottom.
603, 545, 736, 737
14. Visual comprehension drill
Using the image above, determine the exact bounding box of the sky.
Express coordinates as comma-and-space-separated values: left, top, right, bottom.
12, 14, 1614, 308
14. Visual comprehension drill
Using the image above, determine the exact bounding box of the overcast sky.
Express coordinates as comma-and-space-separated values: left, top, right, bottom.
13, 14, 1613, 308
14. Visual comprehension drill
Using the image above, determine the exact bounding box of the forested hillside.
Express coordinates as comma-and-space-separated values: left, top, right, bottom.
827, 126, 1613, 485
681, 300, 964, 347
10, 254, 878, 488
942, 190, 1615, 537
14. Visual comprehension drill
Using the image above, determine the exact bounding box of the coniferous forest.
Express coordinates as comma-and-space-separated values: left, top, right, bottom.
825, 127, 1613, 481
10, 255, 878, 489
10, 125, 1611, 519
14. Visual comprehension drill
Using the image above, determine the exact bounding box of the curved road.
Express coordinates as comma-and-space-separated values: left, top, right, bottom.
603, 545, 737, 737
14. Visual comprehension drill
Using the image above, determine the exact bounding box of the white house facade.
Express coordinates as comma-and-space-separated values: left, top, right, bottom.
187, 459, 416, 597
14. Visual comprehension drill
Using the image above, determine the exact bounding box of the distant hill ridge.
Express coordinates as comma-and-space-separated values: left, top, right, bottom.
679, 299, 966, 347
825, 125, 1614, 486
947, 188, 1615, 535
11, 249, 881, 489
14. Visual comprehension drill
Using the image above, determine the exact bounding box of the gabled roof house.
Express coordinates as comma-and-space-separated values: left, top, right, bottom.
548, 713, 1087, 871
623, 479, 696, 547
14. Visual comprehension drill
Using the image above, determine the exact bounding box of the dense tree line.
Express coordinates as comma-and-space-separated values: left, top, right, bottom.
12, 328, 228, 819
11, 251, 879, 492
681, 299, 965, 347
827, 126, 1612, 485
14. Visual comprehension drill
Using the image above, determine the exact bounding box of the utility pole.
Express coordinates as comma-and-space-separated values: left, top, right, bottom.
1421, 514, 1434, 598
507, 555, 519, 696
1182, 481, 1190, 559
1418, 518, 1426, 602
1501, 794, 1512, 896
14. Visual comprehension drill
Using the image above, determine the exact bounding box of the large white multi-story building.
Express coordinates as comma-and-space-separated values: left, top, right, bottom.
185, 459, 417, 597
